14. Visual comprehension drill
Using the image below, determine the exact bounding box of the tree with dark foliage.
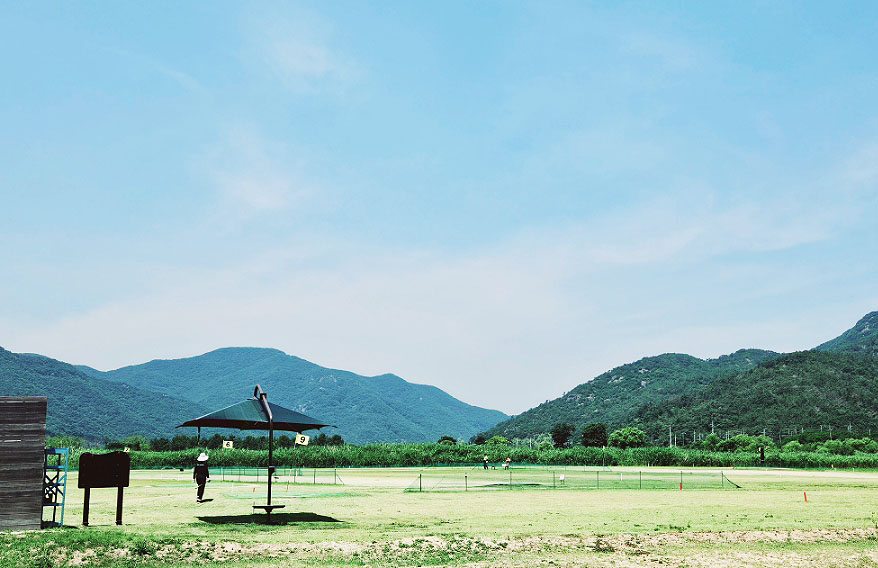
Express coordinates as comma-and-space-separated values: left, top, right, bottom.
581, 423, 608, 447
469, 433, 487, 445
550, 422, 576, 448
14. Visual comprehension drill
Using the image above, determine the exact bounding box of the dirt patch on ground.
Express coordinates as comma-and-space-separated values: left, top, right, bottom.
31, 528, 878, 567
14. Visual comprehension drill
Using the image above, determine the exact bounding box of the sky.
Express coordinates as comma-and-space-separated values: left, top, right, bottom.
1, 2, 877, 415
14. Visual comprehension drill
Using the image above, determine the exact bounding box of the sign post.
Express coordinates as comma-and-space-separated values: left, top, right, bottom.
78, 452, 130, 526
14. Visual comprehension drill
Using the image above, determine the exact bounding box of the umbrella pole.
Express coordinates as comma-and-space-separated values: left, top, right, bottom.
267, 424, 273, 509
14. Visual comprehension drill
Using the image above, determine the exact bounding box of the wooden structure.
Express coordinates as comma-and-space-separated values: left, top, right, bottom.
0, 397, 47, 531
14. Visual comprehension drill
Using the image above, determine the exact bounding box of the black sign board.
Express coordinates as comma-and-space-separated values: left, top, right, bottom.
77, 452, 130, 526
78, 452, 130, 489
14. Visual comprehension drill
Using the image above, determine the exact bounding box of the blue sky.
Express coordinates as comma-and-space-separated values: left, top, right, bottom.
2, 2, 876, 414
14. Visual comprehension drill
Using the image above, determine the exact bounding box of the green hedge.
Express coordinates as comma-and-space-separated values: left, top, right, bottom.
58, 443, 878, 470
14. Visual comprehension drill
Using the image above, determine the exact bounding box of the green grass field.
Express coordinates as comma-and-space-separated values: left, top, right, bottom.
4, 466, 878, 567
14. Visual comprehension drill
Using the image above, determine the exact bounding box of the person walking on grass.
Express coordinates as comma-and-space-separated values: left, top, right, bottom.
194, 452, 210, 502
483, 453, 489, 470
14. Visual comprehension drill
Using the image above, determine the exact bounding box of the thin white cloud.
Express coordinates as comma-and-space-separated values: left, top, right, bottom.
621, 32, 701, 72
153, 63, 205, 93
202, 126, 314, 217
265, 37, 346, 80
243, 9, 360, 94
3, 187, 857, 415
108, 47, 205, 93
4, 163, 872, 414
4, 242, 577, 412
537, 189, 841, 268
841, 142, 878, 189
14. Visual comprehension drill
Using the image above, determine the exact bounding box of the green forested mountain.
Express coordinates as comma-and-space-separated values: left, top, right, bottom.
633, 350, 878, 440
484, 310, 878, 441
482, 349, 779, 440
816, 311, 878, 355
6, 310, 875, 445
0, 347, 207, 440
81, 347, 508, 445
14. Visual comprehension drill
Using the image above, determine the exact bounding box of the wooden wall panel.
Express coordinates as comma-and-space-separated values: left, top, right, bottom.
0, 397, 47, 531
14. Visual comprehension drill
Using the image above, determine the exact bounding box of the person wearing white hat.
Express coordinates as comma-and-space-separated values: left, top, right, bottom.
193, 452, 210, 502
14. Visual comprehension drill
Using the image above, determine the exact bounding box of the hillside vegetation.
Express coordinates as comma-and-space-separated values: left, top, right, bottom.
0, 347, 207, 440
80, 347, 508, 445
483, 311, 878, 442
7, 311, 876, 446
483, 349, 778, 440
816, 310, 878, 355
633, 350, 878, 440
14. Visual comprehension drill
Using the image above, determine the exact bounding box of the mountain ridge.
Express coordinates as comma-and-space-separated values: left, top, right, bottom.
633, 349, 878, 440
483, 310, 878, 441
482, 348, 780, 440
815, 311, 878, 355
80, 347, 508, 445
0, 346, 208, 440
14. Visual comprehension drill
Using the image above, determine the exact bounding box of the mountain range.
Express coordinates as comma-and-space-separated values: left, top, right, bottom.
0, 348, 206, 440
482, 311, 878, 441
3, 311, 876, 445
2, 346, 507, 444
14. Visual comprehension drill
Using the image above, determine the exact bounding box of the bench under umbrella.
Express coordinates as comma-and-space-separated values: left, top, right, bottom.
177, 385, 331, 522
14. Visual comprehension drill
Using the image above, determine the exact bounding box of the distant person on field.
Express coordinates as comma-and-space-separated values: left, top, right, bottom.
504, 457, 511, 469
193, 452, 210, 502
483, 454, 489, 470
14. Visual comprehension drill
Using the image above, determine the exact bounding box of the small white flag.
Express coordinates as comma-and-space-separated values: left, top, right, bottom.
223, 440, 234, 449
296, 434, 310, 446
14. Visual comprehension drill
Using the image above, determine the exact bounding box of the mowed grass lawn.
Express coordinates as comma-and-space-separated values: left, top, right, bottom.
4, 466, 878, 567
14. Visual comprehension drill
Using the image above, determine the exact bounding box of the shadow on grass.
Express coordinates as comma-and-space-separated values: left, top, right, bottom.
197, 512, 343, 525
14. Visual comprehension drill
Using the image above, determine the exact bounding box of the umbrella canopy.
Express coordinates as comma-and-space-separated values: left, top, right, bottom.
177, 398, 330, 432
177, 385, 333, 523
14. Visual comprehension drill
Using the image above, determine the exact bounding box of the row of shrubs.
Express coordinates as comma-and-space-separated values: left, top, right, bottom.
51, 442, 878, 470
96, 433, 345, 452
479, 429, 878, 456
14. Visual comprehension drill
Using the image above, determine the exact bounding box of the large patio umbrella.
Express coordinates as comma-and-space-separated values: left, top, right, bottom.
177, 385, 331, 521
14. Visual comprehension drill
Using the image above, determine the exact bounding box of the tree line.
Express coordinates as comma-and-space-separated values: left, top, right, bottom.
469, 421, 878, 456
100, 432, 344, 452
52, 423, 877, 462
46, 440, 878, 471
471, 422, 644, 449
